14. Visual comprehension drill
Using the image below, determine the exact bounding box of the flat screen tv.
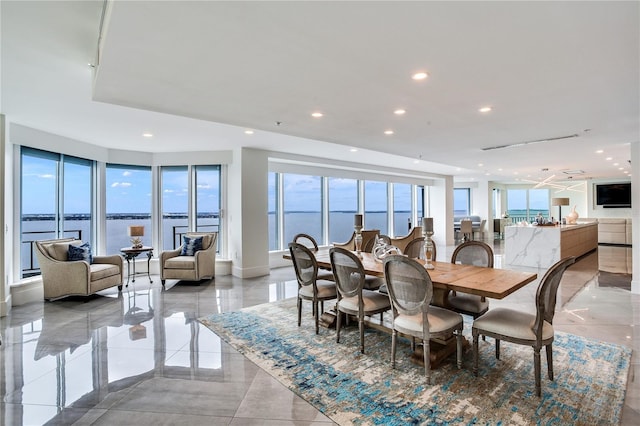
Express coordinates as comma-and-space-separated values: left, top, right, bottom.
596, 183, 631, 208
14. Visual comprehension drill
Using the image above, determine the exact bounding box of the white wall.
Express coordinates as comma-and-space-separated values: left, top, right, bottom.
631, 142, 639, 294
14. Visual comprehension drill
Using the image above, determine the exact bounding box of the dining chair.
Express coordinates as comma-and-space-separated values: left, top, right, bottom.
289, 242, 338, 334
459, 219, 473, 242
293, 233, 334, 281
447, 241, 494, 319
473, 219, 487, 240
402, 237, 425, 259
383, 255, 464, 384
472, 256, 576, 397
330, 247, 391, 353
363, 234, 391, 252
333, 229, 380, 252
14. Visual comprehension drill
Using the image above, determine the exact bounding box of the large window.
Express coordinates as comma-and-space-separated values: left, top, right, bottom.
393, 183, 412, 236
20, 148, 93, 278
453, 188, 471, 217
328, 177, 358, 244
105, 164, 152, 255
268, 172, 279, 251
195, 165, 221, 248
283, 174, 322, 245
161, 166, 188, 250
506, 188, 550, 222
364, 180, 388, 234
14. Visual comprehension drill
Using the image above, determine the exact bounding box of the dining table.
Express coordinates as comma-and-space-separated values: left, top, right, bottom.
284, 248, 538, 367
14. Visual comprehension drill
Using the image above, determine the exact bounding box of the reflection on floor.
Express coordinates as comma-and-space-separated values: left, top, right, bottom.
0, 242, 638, 425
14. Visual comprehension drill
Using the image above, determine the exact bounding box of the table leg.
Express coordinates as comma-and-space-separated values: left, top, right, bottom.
146, 251, 153, 283
131, 255, 137, 283
125, 255, 131, 287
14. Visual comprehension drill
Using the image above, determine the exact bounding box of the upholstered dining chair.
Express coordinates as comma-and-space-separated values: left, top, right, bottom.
293, 233, 334, 281
402, 237, 425, 259
383, 255, 464, 384
289, 242, 337, 334
330, 248, 391, 353
333, 229, 380, 252
447, 241, 494, 319
472, 256, 576, 397
459, 219, 473, 242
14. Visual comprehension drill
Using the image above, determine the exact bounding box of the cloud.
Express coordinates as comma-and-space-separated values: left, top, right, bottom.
122, 171, 132, 177
164, 189, 175, 193
38, 174, 55, 179
111, 182, 132, 188
197, 184, 211, 189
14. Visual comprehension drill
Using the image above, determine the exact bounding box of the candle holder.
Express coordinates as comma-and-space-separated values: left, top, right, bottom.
422, 218, 435, 269
354, 225, 363, 258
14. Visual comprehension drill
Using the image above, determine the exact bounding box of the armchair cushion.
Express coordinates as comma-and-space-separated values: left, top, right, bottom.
68, 242, 93, 263
180, 235, 203, 256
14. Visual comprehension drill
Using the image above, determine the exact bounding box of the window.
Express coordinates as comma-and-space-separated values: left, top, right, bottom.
267, 172, 279, 251
328, 177, 358, 244
454, 188, 470, 216
283, 174, 322, 246
364, 181, 388, 234
393, 183, 412, 236
20, 148, 93, 278
506, 188, 550, 221
161, 166, 188, 250
195, 165, 221, 250
105, 164, 152, 255
416, 185, 425, 222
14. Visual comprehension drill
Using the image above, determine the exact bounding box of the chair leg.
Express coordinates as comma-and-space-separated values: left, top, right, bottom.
297, 298, 302, 327
456, 330, 462, 369
359, 318, 365, 354
495, 339, 501, 359
391, 330, 397, 369
534, 347, 542, 397
314, 302, 319, 334
423, 339, 431, 385
473, 329, 479, 376
546, 344, 554, 381
336, 308, 342, 343
411, 336, 416, 351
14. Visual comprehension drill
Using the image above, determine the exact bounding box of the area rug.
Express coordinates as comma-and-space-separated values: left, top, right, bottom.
199, 299, 631, 425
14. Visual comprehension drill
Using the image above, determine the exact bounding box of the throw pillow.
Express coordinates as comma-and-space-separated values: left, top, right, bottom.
180, 236, 203, 256
68, 242, 93, 263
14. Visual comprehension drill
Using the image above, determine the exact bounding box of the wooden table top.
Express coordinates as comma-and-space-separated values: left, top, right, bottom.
287, 249, 537, 300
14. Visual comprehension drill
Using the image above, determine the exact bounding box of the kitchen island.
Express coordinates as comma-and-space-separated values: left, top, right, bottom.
505, 222, 598, 268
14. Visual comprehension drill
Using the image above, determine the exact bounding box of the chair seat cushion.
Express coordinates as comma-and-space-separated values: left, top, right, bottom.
164, 256, 196, 270
90, 263, 120, 281
448, 293, 489, 315
339, 290, 390, 313
299, 281, 336, 299
473, 308, 554, 341
364, 276, 384, 290
395, 306, 462, 334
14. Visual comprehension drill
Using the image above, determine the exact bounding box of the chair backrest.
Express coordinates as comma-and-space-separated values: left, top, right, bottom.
35, 238, 81, 262
333, 229, 380, 251
288, 242, 319, 289
384, 255, 432, 317
330, 247, 365, 299
477, 219, 486, 230
460, 220, 473, 233
403, 237, 425, 259
390, 227, 423, 253
451, 241, 494, 267
293, 233, 320, 252
533, 256, 576, 336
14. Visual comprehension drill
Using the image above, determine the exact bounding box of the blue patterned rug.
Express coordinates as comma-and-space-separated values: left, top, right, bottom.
199, 299, 631, 425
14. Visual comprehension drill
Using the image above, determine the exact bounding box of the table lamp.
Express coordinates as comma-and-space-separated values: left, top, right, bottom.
550, 198, 570, 223
128, 225, 144, 248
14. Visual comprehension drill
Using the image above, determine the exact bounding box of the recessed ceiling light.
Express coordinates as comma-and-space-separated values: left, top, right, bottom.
244, 130, 254, 135
618, 167, 624, 170
595, 150, 604, 154
142, 133, 153, 138
498, 168, 503, 171
478, 163, 483, 167
514, 172, 519, 175
394, 109, 406, 115
623, 170, 629, 174
412, 72, 428, 80
311, 112, 323, 118
606, 157, 613, 161
350, 148, 358, 153
384, 130, 394, 135
485, 173, 491, 176
478, 106, 492, 113
613, 163, 619, 166
413, 160, 420, 164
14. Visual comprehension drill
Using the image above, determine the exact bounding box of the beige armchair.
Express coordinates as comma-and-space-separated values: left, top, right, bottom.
35, 238, 123, 301
160, 232, 217, 287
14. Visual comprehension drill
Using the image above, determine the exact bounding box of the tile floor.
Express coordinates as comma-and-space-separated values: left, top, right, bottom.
0, 242, 638, 425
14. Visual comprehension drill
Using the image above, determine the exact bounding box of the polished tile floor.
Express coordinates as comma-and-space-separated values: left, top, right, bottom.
0, 243, 638, 425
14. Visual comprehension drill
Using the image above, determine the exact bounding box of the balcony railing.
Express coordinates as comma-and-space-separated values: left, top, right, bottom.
21, 229, 82, 277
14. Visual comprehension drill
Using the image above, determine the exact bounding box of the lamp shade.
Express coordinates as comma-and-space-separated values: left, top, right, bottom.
128, 225, 144, 237
551, 197, 570, 207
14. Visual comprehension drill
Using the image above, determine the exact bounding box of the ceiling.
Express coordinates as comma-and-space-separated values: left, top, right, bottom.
2, 1, 638, 183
